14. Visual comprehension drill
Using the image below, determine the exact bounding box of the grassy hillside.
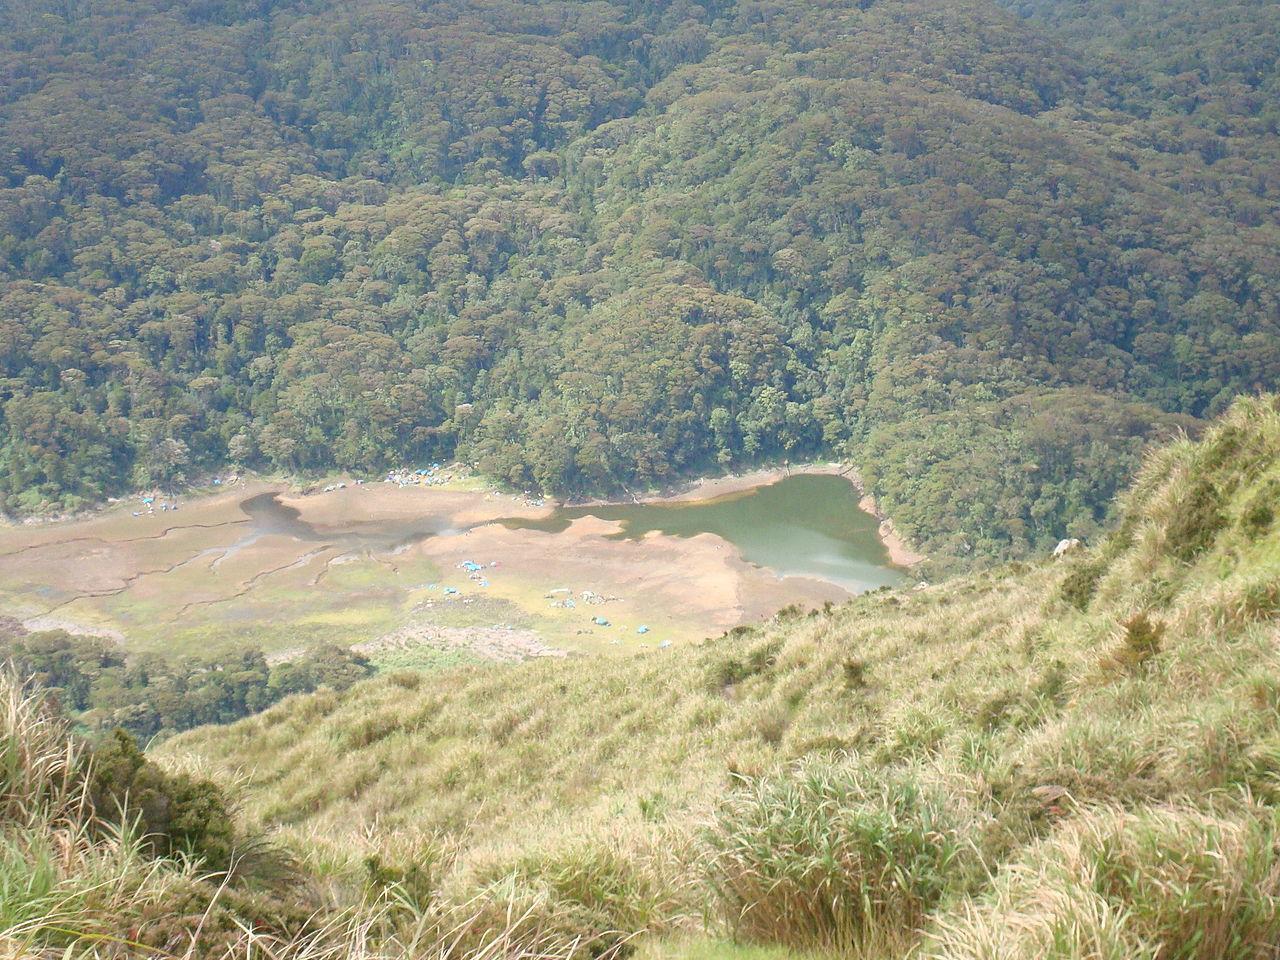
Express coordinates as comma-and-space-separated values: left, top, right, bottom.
140, 394, 1280, 958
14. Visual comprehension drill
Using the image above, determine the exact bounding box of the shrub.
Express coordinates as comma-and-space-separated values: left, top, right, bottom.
1226, 578, 1280, 627
0, 672, 319, 957
706, 763, 965, 953
1240, 480, 1279, 539
86, 729, 238, 871
365, 850, 442, 913
707, 640, 781, 691
1200, 424, 1246, 474
1058, 557, 1107, 611
1113, 613, 1165, 671
87, 872, 320, 959
1165, 479, 1226, 562
842, 657, 869, 689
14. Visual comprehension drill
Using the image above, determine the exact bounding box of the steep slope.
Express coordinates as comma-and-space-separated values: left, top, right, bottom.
168, 394, 1280, 958
1, 0, 1278, 563
999, 0, 1280, 224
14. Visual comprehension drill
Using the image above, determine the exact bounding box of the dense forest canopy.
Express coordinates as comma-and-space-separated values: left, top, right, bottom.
0, 617, 374, 739
1, 0, 1277, 561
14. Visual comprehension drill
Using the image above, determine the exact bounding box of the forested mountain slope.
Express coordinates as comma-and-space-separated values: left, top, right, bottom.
2, 0, 1278, 561
142, 393, 1280, 958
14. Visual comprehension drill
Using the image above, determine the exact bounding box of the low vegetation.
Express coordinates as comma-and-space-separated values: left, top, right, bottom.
706, 765, 967, 955
5, 395, 1280, 957
0, 669, 611, 959
0, 671, 311, 958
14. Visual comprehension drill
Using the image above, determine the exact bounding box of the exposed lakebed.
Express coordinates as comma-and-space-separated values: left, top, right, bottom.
239, 491, 461, 550
0, 471, 904, 660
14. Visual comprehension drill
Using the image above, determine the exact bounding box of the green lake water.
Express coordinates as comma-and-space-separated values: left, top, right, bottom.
503, 473, 907, 594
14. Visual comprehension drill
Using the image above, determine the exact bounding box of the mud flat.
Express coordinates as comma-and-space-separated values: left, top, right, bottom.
0, 471, 902, 662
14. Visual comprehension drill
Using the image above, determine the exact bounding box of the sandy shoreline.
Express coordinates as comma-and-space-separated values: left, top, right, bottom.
636, 462, 849, 504
857, 494, 927, 568
0, 471, 853, 660
313, 459, 929, 574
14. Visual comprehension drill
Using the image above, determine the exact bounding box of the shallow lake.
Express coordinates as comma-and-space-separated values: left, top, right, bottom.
502, 473, 907, 593
239, 492, 456, 552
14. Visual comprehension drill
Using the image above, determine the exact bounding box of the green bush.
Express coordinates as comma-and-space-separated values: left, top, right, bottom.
1166, 480, 1227, 562
707, 641, 782, 691
706, 763, 965, 953
1240, 480, 1279, 539
82, 873, 320, 960
1058, 557, 1107, 611
842, 657, 869, 689
86, 729, 238, 871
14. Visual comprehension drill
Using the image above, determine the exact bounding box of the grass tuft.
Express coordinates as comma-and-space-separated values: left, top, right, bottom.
706, 762, 967, 954
926, 804, 1280, 960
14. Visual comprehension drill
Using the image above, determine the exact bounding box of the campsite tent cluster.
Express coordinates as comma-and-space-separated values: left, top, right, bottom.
131, 493, 179, 517
459, 559, 494, 588
545, 587, 652, 638
386, 465, 454, 488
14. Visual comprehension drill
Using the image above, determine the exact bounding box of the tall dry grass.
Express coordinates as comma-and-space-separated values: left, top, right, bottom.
926, 803, 1280, 960
705, 762, 970, 955
1, 671, 606, 960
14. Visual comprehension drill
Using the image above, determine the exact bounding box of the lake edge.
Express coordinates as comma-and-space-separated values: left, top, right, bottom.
559, 462, 926, 571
